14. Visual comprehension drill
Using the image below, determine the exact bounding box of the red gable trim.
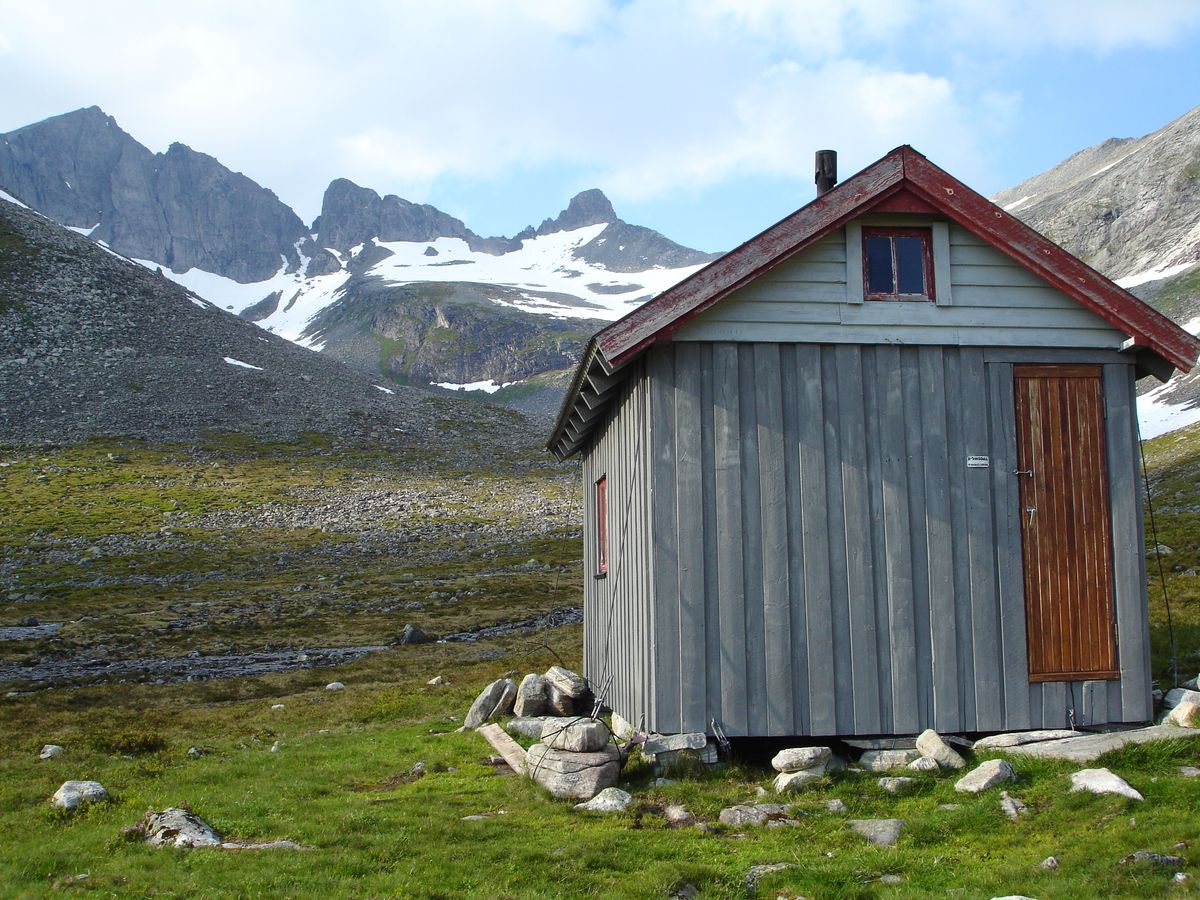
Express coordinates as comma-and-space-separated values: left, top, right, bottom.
595, 145, 1199, 373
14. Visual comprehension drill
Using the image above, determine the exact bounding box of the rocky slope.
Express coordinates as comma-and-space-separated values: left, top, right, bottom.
993, 103, 1200, 433
0, 193, 537, 451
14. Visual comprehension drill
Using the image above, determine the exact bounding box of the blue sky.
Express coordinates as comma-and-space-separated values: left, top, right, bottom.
1, 0, 1198, 253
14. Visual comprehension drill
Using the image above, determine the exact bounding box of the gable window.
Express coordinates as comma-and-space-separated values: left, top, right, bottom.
594, 475, 608, 577
862, 227, 935, 301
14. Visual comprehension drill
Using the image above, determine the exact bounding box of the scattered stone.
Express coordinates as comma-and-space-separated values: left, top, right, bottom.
544, 666, 588, 699
848, 818, 904, 847
655, 777, 676, 787
270, 741, 281, 753
972, 729, 1080, 749
774, 768, 824, 793
1154, 544, 1174, 555
879, 874, 904, 884
859, 749, 922, 771
574, 787, 632, 813
745, 862, 792, 896
409, 761, 426, 777
39, 744, 64, 760
426, 676, 446, 686
52, 781, 109, 811
826, 798, 847, 813
1167, 701, 1199, 727
221, 839, 305, 851
399, 624, 431, 645
270, 703, 285, 711
1178, 766, 1200, 778
938, 804, 961, 811
718, 803, 791, 828
140, 807, 222, 847
954, 759, 1017, 793
908, 755, 940, 772
754, 785, 770, 797
513, 673, 548, 718
463, 678, 518, 729
1068, 768, 1143, 801
664, 804, 694, 826
915, 729, 966, 769
525, 742, 621, 800
878, 777, 916, 794
1120, 850, 1184, 867
325, 681, 345, 691
999, 791, 1028, 821
540, 717, 608, 753
1038, 856, 1059, 870
186, 747, 207, 758
771, 746, 831, 773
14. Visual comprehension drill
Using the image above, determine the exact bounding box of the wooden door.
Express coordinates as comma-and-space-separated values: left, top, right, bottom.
1013, 365, 1118, 681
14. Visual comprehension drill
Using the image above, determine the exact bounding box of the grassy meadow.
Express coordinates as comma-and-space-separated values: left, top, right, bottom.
0, 427, 1198, 898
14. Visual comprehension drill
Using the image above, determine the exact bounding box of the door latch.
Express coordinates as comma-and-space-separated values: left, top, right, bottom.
1013, 468, 1034, 477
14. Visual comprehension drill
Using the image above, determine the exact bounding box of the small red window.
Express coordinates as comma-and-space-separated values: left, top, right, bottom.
595, 475, 608, 577
863, 227, 935, 301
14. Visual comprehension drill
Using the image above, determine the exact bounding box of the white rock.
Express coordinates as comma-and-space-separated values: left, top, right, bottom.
915, 729, 966, 769
540, 717, 609, 753
426, 675, 446, 685
142, 807, 222, 847
826, 798, 848, 813
1038, 856, 1059, 870
270, 741, 281, 753
858, 749, 921, 771
270, 704, 285, 711
1167, 701, 1199, 727
771, 746, 832, 773
573, 787, 632, 813
611, 712, 636, 741
908, 755, 940, 772
1068, 767, 1143, 801
513, 674, 548, 718
39, 744, 64, 760
664, 804, 694, 825
878, 776, 916, 793
774, 769, 824, 793
325, 682, 345, 691
51, 781, 109, 811
544, 666, 588, 699
954, 759, 1017, 793
1179, 766, 1200, 778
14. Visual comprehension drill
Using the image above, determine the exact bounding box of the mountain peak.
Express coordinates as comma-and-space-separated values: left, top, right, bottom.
535, 188, 617, 237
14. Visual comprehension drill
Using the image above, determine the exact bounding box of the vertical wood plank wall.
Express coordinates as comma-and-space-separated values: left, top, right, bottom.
581, 362, 656, 729
633, 344, 1149, 737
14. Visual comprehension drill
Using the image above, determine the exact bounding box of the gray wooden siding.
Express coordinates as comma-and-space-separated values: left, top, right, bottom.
580, 362, 657, 730
641, 342, 1148, 736
670, 224, 1128, 349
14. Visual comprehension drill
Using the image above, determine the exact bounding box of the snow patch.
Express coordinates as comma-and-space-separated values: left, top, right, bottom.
373, 384, 395, 395
66, 223, 100, 237
0, 189, 30, 209
223, 357, 263, 371
1002, 195, 1035, 212
1116, 259, 1196, 289
189, 297, 208, 309
432, 379, 515, 394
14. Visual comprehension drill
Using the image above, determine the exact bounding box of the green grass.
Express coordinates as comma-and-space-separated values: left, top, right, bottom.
1, 428, 1199, 896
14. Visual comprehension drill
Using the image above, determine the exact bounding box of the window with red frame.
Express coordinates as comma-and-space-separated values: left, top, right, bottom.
863, 227, 935, 301
594, 475, 608, 576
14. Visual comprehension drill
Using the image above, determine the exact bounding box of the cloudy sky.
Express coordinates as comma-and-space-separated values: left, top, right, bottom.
2, 0, 1198, 251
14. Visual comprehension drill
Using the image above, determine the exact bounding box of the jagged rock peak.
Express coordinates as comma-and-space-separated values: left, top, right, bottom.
535, 189, 618, 236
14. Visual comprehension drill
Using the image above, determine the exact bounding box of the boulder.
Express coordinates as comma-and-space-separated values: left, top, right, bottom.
858, 749, 921, 771
52, 780, 109, 811
878, 777, 916, 793
573, 787, 632, 813
718, 803, 791, 828
848, 818, 904, 847
540, 717, 609, 753
505, 716, 551, 740
1167, 701, 1199, 727
1163, 687, 1200, 709
544, 665, 588, 699
513, 674, 548, 717
972, 729, 1079, 749
1068, 767, 1143, 801
915, 729, 966, 769
643, 732, 707, 755
774, 769, 824, 793
141, 807, 222, 847
770, 746, 831, 773
326, 682, 345, 691
1121, 850, 1185, 867
463, 678, 517, 729
545, 683, 576, 716
399, 624, 432, 645
39, 744, 64, 760
526, 742, 621, 800
954, 759, 1017, 793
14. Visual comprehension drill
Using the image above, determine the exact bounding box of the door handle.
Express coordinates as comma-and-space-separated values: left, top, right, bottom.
1026, 507, 1036, 526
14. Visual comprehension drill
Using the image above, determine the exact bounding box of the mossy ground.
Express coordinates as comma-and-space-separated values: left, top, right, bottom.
1, 428, 1199, 897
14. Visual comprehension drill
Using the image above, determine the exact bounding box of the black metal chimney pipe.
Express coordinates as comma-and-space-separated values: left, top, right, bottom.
815, 150, 837, 195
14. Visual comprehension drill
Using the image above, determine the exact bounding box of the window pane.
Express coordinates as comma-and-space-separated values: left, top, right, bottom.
895, 236, 926, 294
865, 235, 894, 294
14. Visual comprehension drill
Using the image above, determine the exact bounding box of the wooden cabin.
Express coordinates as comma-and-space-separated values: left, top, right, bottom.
547, 146, 1199, 738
